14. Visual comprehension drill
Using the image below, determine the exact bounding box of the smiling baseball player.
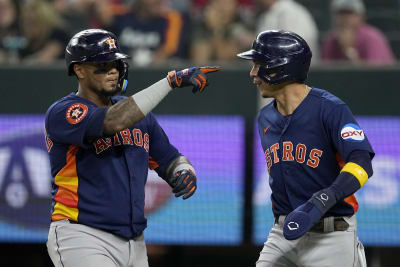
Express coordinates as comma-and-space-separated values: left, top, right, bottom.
45, 29, 220, 267
238, 30, 374, 267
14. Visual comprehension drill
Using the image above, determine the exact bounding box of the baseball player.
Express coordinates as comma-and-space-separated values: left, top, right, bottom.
237, 30, 374, 267
44, 29, 220, 267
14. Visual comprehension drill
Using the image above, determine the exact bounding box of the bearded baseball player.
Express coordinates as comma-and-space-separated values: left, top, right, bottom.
44, 29, 220, 267
238, 30, 374, 267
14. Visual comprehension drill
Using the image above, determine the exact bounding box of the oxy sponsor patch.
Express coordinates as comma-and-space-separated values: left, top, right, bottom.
340, 123, 365, 142
66, 103, 88, 125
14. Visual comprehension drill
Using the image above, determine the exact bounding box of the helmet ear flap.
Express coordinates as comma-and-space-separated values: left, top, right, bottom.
117, 60, 129, 94
258, 65, 287, 84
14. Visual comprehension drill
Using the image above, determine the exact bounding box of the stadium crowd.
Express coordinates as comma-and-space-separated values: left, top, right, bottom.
0, 0, 397, 66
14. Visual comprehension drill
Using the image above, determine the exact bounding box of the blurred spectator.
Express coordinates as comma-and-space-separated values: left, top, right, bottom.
19, 0, 69, 65
167, 0, 191, 12
192, 0, 254, 9
0, 0, 24, 64
322, 0, 395, 65
254, 0, 320, 64
53, 0, 116, 34
190, 0, 254, 65
111, 0, 188, 66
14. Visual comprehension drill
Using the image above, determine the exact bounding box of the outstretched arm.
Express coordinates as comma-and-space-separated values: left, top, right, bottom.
103, 66, 220, 135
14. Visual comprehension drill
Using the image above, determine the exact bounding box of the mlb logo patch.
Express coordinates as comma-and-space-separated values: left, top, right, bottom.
340, 123, 365, 142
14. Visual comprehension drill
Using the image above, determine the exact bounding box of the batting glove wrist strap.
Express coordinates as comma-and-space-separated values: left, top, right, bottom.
166, 156, 196, 179
309, 188, 337, 214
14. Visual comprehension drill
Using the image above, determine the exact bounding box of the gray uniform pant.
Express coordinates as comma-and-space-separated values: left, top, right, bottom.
47, 220, 149, 267
256, 215, 367, 267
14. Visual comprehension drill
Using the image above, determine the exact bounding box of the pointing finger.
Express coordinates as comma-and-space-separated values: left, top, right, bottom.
199, 66, 221, 74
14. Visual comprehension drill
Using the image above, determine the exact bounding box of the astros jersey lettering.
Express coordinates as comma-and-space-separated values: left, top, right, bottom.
258, 88, 374, 217
44, 93, 180, 239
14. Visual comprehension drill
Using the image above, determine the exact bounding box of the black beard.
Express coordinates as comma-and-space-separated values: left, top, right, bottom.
98, 86, 120, 97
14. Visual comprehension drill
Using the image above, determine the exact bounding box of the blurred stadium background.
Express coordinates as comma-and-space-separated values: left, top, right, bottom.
1, 0, 400, 266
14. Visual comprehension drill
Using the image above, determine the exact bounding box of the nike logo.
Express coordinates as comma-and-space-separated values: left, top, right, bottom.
264, 125, 271, 134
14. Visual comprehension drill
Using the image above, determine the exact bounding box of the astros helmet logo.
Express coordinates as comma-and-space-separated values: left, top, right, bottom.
105, 37, 117, 50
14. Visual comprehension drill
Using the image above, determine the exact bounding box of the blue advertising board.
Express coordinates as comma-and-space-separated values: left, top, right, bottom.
0, 115, 245, 244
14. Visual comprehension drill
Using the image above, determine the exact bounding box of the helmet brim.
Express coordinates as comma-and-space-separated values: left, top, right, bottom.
86, 52, 130, 63
67, 52, 130, 75
237, 50, 255, 60
237, 50, 268, 62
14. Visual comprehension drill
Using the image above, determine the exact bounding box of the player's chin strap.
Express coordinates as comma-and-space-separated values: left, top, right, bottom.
118, 61, 129, 94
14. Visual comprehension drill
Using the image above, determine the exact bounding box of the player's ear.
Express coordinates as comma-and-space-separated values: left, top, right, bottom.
73, 64, 85, 79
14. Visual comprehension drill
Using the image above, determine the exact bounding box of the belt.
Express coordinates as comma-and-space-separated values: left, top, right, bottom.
310, 217, 349, 233
274, 215, 349, 233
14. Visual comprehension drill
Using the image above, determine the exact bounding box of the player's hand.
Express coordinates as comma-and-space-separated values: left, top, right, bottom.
167, 66, 221, 93
283, 188, 337, 240
170, 169, 197, 200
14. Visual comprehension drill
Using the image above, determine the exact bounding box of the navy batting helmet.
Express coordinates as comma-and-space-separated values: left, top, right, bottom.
237, 30, 312, 84
65, 29, 130, 93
